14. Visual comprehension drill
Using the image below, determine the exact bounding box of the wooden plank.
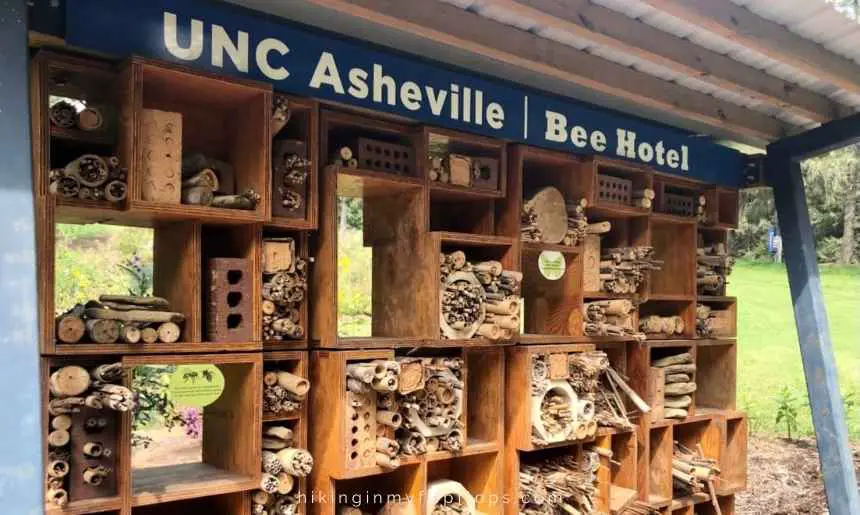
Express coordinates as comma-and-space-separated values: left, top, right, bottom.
642, 0, 860, 97
304, 0, 789, 142
505, 0, 837, 123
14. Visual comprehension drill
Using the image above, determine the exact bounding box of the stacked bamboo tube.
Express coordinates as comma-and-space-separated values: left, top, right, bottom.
257, 425, 313, 515
672, 442, 721, 512
697, 243, 733, 296
45, 363, 134, 507
262, 238, 307, 341
519, 453, 598, 515
263, 369, 310, 415
653, 352, 696, 419
582, 299, 645, 342
55, 295, 183, 345
49, 154, 128, 203
599, 247, 662, 295
639, 315, 685, 338
439, 251, 522, 340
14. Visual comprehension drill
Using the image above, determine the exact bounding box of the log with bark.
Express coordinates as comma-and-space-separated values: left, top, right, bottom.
599, 246, 662, 295
639, 315, 685, 338
697, 242, 733, 296
262, 238, 308, 341
55, 296, 184, 344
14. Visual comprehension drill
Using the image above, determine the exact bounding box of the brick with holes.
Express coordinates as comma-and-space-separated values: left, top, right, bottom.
206, 257, 253, 342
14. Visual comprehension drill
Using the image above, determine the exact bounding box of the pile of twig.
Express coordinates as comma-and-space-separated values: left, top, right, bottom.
673, 441, 721, 513
697, 243, 733, 296
520, 454, 598, 515
583, 299, 645, 342
599, 247, 662, 295
653, 352, 696, 419
620, 501, 662, 514
49, 154, 127, 203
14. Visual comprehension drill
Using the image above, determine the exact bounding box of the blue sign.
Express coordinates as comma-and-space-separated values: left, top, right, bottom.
65, 0, 747, 187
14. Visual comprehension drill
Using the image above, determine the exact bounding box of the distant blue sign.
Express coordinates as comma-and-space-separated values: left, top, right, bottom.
65, 0, 747, 186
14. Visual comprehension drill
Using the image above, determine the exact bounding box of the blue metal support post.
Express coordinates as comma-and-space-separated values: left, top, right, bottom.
766, 153, 860, 515
0, 1, 44, 512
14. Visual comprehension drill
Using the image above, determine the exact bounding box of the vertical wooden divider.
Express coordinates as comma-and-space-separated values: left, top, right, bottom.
154, 223, 202, 343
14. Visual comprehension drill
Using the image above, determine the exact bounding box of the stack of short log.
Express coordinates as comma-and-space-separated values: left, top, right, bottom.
639, 315, 685, 338
49, 154, 128, 203
273, 150, 311, 213
45, 363, 135, 507
263, 369, 310, 416
257, 424, 314, 515
653, 352, 696, 419
600, 247, 662, 295
632, 188, 655, 209
262, 238, 307, 341
672, 442, 721, 508
519, 453, 598, 515
695, 304, 732, 338
181, 153, 261, 210
582, 299, 645, 342
55, 295, 184, 345
439, 251, 522, 341
520, 186, 592, 248
330, 146, 359, 169
696, 194, 707, 223
697, 243, 733, 296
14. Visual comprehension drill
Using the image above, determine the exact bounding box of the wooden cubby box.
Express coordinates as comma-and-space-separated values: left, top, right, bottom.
585, 157, 653, 217
120, 57, 271, 224
694, 341, 737, 415
132, 491, 248, 515
31, 51, 123, 212
201, 225, 261, 348
652, 174, 704, 222
669, 417, 721, 509
422, 126, 506, 199
645, 342, 698, 422
313, 110, 427, 349
424, 128, 507, 236
639, 300, 696, 340
505, 344, 597, 451
42, 357, 127, 515
718, 414, 747, 494
696, 298, 736, 339
263, 351, 309, 423
41, 209, 209, 355
649, 219, 696, 300
270, 95, 319, 229
261, 230, 310, 350
520, 248, 583, 340
648, 424, 674, 509
702, 187, 739, 229
328, 462, 424, 515
694, 495, 735, 515
582, 212, 650, 300
125, 353, 261, 508
429, 452, 503, 515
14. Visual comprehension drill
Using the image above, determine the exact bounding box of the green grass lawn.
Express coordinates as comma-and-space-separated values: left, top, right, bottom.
729, 260, 860, 440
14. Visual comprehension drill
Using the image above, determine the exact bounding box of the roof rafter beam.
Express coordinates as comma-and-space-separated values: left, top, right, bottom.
641, 0, 860, 96
501, 0, 837, 123
302, 0, 790, 142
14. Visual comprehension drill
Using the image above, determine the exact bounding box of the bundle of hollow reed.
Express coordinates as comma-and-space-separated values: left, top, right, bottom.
273, 153, 311, 212
653, 352, 696, 419
519, 454, 597, 515
639, 315, 685, 338
599, 246, 662, 295
582, 299, 645, 342
697, 243, 733, 296
263, 369, 310, 415
56, 295, 184, 345
440, 251, 521, 340
49, 154, 128, 203
262, 256, 308, 341
620, 501, 662, 515
256, 427, 313, 515
399, 357, 464, 455
567, 351, 609, 395
672, 441, 721, 511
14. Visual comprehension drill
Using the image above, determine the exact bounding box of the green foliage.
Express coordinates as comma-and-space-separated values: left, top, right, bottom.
775, 386, 800, 440
337, 226, 372, 336
131, 365, 181, 448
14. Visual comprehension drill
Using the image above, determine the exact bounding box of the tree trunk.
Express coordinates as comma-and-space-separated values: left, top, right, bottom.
841, 157, 857, 264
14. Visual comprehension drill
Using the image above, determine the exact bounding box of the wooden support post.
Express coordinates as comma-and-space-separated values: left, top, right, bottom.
766, 153, 860, 514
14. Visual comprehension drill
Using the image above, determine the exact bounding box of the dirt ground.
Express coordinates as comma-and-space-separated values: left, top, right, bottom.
736, 435, 860, 514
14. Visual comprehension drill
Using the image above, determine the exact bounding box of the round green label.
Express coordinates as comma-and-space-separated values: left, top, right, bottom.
168, 365, 225, 408
538, 251, 566, 281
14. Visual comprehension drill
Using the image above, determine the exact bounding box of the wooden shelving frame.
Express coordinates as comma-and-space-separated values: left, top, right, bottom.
31, 50, 745, 515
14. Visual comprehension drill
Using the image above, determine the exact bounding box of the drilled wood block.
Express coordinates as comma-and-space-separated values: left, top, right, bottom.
206, 257, 253, 342
68, 407, 118, 502
140, 108, 182, 204
354, 137, 413, 175
597, 174, 632, 205
346, 390, 377, 469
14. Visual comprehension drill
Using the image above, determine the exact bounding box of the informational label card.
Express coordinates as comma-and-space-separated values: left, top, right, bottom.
169, 364, 225, 407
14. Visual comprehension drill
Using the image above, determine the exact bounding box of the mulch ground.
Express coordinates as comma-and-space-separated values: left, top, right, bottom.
736, 435, 860, 514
